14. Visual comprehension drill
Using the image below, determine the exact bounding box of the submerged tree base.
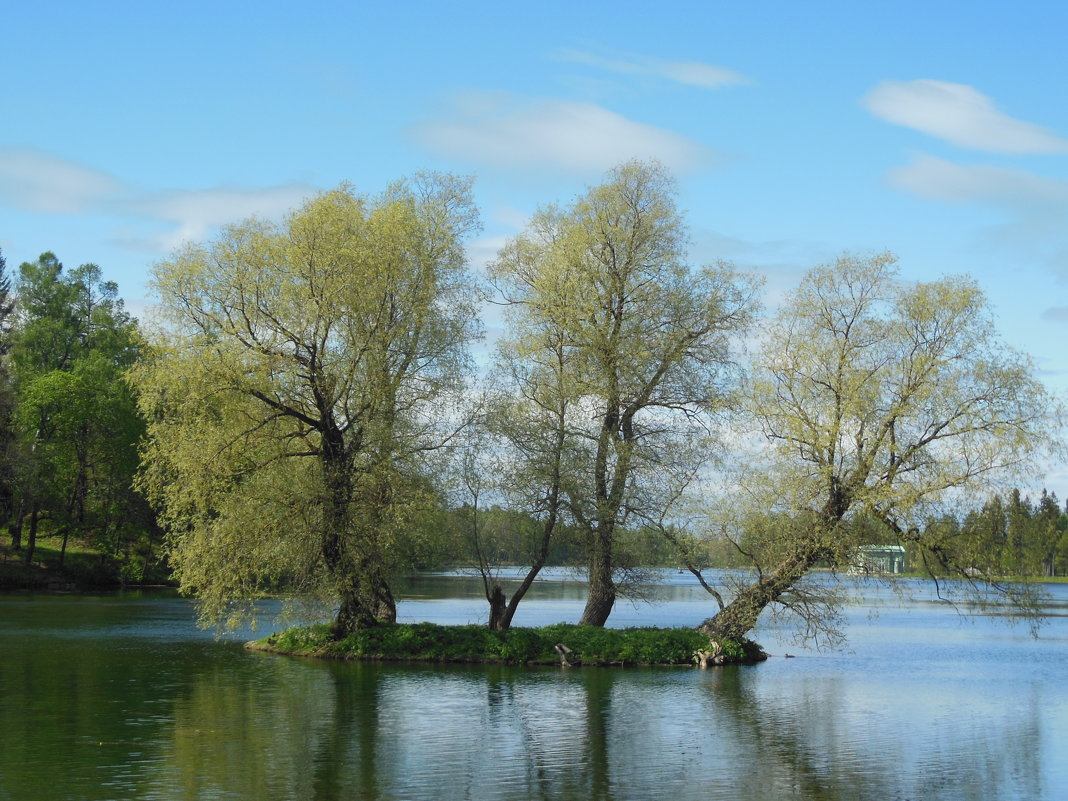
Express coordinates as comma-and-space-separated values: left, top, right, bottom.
246, 622, 767, 667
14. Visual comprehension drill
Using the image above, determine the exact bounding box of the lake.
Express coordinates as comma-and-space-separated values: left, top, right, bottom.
1, 569, 1066, 800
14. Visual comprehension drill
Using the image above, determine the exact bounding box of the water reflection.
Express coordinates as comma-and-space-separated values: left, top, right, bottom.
700, 667, 1045, 801
2, 587, 1065, 800
147, 655, 1048, 801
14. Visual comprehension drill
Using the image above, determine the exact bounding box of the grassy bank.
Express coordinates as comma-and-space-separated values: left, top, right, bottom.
0, 536, 171, 590
247, 621, 767, 667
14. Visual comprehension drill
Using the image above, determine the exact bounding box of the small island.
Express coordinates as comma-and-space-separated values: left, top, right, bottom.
246, 622, 767, 667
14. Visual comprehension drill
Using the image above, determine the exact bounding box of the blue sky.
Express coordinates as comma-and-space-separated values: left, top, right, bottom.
3, 1, 1068, 490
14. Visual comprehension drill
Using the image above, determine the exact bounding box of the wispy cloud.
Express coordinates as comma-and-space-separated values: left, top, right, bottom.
0, 147, 315, 252
863, 79, 1068, 154
888, 154, 1068, 206
1041, 307, 1068, 323
415, 93, 708, 174
141, 185, 314, 250
888, 154, 1068, 290
0, 147, 127, 213
555, 48, 748, 89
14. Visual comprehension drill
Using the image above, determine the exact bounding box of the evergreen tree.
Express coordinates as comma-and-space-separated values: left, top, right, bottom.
1033, 490, 1064, 577
1005, 488, 1032, 575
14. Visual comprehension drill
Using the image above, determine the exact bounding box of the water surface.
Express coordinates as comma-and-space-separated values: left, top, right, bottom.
1, 572, 1065, 800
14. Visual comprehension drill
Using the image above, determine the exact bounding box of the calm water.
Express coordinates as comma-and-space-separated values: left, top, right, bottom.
1, 571, 1066, 800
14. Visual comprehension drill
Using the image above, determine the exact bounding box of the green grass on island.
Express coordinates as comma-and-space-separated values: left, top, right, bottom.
248, 622, 768, 667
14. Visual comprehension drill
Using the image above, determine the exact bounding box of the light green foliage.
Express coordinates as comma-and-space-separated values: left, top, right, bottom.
754, 253, 1050, 533
701, 253, 1056, 642
490, 160, 759, 626
134, 177, 480, 632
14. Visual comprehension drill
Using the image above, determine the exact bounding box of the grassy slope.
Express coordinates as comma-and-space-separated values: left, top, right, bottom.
0, 534, 168, 589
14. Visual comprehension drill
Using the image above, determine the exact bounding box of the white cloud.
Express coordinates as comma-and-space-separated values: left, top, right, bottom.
556, 48, 748, 89
863, 79, 1068, 154
0, 147, 127, 213
466, 233, 511, 274
0, 147, 316, 253
416, 94, 708, 174
887, 154, 1068, 282
142, 185, 315, 250
887, 155, 1068, 206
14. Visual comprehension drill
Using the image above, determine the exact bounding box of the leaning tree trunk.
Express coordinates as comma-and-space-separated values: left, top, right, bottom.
497, 528, 555, 630
698, 545, 824, 641
496, 478, 563, 630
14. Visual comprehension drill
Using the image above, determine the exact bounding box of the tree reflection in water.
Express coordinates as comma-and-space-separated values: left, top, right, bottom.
696, 666, 1043, 801
156, 654, 1046, 801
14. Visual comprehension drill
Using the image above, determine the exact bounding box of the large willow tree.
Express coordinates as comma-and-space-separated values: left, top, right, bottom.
134, 177, 480, 635
698, 253, 1056, 643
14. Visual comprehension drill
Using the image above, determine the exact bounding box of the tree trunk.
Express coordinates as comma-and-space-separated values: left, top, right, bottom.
327, 545, 398, 638
0, 478, 15, 549
333, 587, 379, 637
8, 513, 22, 551
487, 585, 507, 631
498, 497, 560, 630
319, 424, 400, 638
366, 561, 396, 623
23, 503, 39, 567
698, 546, 822, 641
59, 526, 70, 569
321, 450, 373, 637
580, 522, 616, 626
498, 559, 547, 631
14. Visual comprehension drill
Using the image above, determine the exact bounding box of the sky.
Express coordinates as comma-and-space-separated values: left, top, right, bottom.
3, 1, 1068, 492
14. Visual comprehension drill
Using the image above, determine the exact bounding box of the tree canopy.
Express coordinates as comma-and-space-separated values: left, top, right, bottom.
490, 160, 759, 626
697, 253, 1057, 643
133, 177, 481, 634
5, 253, 144, 571
15, 165, 1057, 645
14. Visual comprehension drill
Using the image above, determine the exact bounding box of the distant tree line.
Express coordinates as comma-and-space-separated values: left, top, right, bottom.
442, 490, 1068, 578
917, 489, 1068, 579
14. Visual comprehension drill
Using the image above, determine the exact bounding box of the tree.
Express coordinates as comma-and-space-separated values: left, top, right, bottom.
698, 253, 1055, 643
8, 254, 143, 567
1033, 490, 1066, 577
0, 248, 16, 544
134, 177, 480, 635
455, 330, 573, 630
1057, 500, 1068, 576
490, 161, 758, 626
